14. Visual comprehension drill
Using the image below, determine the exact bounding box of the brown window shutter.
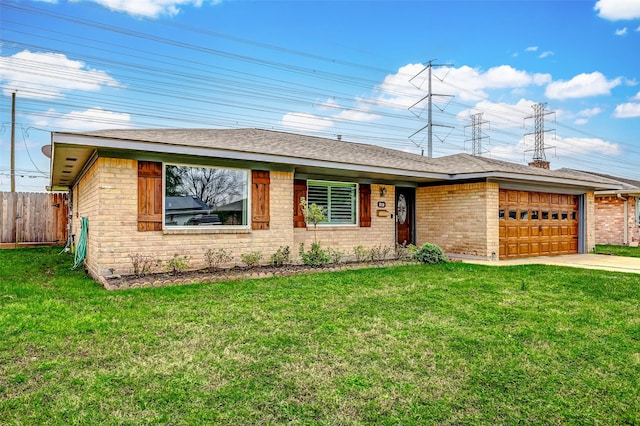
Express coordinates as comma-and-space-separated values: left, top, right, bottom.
251, 170, 270, 230
359, 184, 371, 227
138, 161, 163, 231
293, 179, 307, 228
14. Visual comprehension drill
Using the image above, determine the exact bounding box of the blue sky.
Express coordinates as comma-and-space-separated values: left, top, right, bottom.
1, 0, 639, 191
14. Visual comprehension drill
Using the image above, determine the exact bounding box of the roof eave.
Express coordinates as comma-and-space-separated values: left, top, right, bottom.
51, 133, 452, 183
456, 171, 623, 190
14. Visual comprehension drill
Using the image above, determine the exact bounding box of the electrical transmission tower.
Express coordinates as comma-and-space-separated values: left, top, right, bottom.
524, 102, 555, 169
408, 60, 454, 158
465, 112, 490, 156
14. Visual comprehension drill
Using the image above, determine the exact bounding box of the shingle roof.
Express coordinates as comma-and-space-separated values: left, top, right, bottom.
54, 128, 620, 188
75, 128, 452, 174
165, 195, 209, 211
558, 169, 640, 190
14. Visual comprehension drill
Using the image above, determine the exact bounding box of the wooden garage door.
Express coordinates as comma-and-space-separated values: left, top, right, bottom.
499, 190, 579, 259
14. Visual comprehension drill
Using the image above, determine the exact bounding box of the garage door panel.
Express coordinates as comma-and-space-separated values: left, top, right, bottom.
518, 243, 531, 256
499, 189, 579, 259
530, 243, 540, 256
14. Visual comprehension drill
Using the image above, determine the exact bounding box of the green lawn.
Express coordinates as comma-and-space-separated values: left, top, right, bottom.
1, 248, 639, 425
595, 244, 640, 258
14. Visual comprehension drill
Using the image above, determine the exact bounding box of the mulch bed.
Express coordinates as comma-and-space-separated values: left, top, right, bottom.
100, 260, 414, 290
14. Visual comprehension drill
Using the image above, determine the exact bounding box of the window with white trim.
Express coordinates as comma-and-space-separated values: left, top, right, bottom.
307, 180, 357, 225
164, 164, 249, 227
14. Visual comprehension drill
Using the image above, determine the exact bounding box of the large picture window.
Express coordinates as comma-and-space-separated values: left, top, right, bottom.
164, 164, 249, 227
307, 180, 357, 225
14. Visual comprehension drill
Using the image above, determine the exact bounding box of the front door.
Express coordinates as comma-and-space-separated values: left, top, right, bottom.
396, 187, 415, 246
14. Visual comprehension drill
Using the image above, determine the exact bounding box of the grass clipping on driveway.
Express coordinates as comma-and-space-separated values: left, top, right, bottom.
1, 248, 639, 424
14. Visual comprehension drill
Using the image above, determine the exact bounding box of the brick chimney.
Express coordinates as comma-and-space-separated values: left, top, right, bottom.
528, 159, 550, 170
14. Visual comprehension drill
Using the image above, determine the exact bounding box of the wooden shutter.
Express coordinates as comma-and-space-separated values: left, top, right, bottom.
293, 179, 307, 228
359, 184, 371, 227
138, 161, 163, 231
251, 170, 270, 230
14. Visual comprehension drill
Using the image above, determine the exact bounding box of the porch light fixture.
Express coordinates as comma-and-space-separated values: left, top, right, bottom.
380, 187, 387, 198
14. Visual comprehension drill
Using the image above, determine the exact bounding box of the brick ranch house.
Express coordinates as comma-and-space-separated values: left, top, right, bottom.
562, 170, 640, 246
48, 128, 619, 283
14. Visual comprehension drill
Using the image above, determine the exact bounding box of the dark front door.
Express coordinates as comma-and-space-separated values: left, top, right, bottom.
396, 187, 415, 246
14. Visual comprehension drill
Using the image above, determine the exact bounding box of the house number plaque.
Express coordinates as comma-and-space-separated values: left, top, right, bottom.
377, 201, 386, 208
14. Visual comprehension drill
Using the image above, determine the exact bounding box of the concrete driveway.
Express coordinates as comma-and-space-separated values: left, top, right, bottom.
459, 254, 640, 274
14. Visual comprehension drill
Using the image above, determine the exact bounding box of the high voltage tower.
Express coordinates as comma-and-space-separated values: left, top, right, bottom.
408, 60, 454, 158
524, 102, 556, 169
465, 112, 490, 157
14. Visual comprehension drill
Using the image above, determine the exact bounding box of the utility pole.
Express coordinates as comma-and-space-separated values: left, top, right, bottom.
465, 112, 489, 156
524, 102, 555, 169
11, 91, 16, 192
408, 60, 454, 158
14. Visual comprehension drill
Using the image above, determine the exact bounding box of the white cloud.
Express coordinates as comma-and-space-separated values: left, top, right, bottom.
377, 63, 551, 105
317, 98, 340, 111
489, 135, 620, 163
545, 72, 622, 100
280, 112, 333, 132
79, 0, 219, 18
456, 99, 537, 129
333, 108, 382, 123
614, 102, 640, 118
632, 91, 640, 100
595, 0, 640, 20
539, 51, 554, 58
525, 46, 539, 52
615, 27, 628, 35
578, 107, 603, 118
0, 50, 121, 99
569, 107, 603, 125
553, 136, 621, 156
636, 25, 640, 31
33, 107, 133, 131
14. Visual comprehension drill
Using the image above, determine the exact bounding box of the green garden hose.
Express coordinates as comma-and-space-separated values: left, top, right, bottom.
72, 217, 88, 270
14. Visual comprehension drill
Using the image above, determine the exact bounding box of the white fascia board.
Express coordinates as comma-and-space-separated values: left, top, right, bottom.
460, 172, 623, 190
52, 133, 452, 181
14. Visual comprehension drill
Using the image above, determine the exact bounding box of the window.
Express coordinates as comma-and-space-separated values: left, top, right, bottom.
164, 164, 249, 227
508, 210, 517, 220
307, 180, 357, 225
499, 209, 505, 220
637, 198, 640, 226
520, 210, 529, 220
531, 210, 539, 220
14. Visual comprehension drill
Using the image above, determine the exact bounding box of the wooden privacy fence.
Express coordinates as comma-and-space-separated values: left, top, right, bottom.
0, 192, 69, 248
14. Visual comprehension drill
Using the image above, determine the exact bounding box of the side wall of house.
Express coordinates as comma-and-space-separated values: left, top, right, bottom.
293, 184, 396, 256
595, 195, 640, 245
78, 158, 294, 279
415, 182, 499, 259
71, 158, 103, 279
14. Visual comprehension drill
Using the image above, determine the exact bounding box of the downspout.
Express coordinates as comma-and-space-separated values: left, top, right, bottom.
617, 194, 628, 245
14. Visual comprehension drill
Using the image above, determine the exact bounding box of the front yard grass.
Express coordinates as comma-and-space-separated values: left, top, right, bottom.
1, 247, 639, 424
595, 243, 640, 258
